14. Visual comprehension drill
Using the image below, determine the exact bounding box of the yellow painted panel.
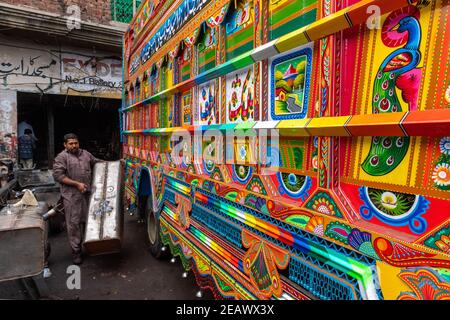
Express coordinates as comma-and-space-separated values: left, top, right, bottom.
409, 136, 422, 188
276, 118, 310, 136
276, 118, 310, 129
358, 136, 414, 185
306, 11, 350, 41
376, 262, 410, 300
275, 26, 309, 53
307, 116, 350, 136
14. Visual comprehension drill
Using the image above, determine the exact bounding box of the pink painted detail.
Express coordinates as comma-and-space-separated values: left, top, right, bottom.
341, 25, 364, 116
396, 68, 422, 111
382, 6, 420, 48
334, 228, 349, 237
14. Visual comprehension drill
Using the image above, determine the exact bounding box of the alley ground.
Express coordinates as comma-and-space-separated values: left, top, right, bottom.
0, 212, 213, 300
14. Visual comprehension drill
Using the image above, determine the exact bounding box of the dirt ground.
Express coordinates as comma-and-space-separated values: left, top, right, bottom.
0, 212, 213, 300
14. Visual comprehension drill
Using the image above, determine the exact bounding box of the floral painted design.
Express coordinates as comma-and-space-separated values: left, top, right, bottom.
312, 198, 335, 215
305, 216, 324, 237
398, 268, 450, 300
359, 187, 429, 234
439, 137, 450, 155
305, 192, 343, 218
432, 163, 450, 188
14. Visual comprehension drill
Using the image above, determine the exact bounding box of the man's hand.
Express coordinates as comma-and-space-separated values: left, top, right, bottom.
76, 182, 88, 194
60, 177, 89, 193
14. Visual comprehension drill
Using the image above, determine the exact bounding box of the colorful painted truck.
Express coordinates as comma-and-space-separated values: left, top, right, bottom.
121, 0, 450, 300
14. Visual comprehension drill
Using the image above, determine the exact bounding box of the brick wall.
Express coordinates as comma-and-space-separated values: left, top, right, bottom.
1, 0, 113, 25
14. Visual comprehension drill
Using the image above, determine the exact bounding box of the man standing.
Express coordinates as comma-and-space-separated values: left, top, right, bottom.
53, 133, 99, 265
18, 129, 36, 169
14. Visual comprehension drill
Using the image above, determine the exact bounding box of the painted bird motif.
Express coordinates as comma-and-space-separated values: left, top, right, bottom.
362, 16, 421, 176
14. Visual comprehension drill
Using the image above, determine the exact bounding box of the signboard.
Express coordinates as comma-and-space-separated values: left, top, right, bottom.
61, 53, 123, 97
0, 38, 123, 99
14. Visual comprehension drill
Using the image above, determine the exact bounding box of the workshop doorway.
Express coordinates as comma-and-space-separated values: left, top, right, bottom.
17, 92, 121, 169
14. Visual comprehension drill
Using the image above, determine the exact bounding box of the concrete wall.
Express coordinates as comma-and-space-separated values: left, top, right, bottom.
0, 90, 17, 161
0, 34, 123, 99
0, 0, 113, 25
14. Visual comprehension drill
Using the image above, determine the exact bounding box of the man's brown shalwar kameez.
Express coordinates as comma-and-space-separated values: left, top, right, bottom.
53, 149, 98, 254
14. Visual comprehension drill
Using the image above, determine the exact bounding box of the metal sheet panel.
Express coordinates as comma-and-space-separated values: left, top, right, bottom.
84, 161, 124, 255
0, 202, 47, 282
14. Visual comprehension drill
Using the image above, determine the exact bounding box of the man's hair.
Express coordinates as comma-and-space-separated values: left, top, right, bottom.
64, 133, 79, 143
24, 129, 32, 135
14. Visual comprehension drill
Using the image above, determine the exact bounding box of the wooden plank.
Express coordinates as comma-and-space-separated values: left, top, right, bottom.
46, 105, 55, 168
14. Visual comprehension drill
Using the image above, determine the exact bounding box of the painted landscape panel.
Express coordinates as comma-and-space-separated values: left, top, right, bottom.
271, 48, 312, 120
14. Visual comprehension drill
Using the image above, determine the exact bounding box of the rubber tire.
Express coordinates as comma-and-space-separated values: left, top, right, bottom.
142, 195, 165, 259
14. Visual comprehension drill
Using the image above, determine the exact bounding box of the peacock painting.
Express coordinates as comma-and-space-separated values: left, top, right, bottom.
362, 15, 422, 176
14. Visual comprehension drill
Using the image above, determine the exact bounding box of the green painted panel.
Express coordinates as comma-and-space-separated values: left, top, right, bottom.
226, 41, 254, 61
271, 0, 317, 24
199, 60, 216, 74
270, 9, 317, 41
198, 48, 216, 73
226, 26, 254, 52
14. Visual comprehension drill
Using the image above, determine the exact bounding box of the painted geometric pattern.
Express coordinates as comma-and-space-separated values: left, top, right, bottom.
306, 192, 343, 218
242, 229, 290, 299
424, 225, 450, 254
398, 268, 450, 300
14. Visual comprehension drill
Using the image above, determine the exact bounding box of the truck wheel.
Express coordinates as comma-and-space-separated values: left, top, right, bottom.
144, 196, 165, 259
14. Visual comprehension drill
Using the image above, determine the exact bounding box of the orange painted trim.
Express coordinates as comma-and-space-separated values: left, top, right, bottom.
346, 112, 407, 136
402, 108, 450, 137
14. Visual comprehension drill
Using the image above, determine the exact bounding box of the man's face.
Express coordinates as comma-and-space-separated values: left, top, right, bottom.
64, 139, 80, 154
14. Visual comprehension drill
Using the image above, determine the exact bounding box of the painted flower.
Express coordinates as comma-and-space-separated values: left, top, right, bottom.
432, 163, 450, 187
312, 198, 336, 216
252, 185, 262, 193
439, 137, 450, 155
305, 216, 324, 236
380, 191, 398, 210
312, 155, 319, 170
445, 85, 450, 104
